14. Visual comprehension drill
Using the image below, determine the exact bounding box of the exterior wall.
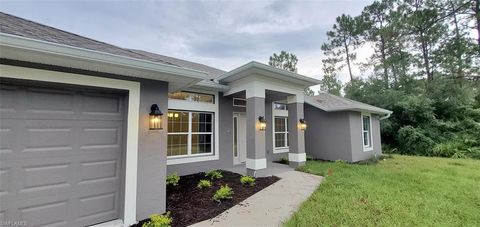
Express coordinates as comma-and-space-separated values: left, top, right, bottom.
136, 79, 168, 221
166, 94, 234, 175
304, 104, 383, 162
349, 112, 382, 162
304, 104, 352, 161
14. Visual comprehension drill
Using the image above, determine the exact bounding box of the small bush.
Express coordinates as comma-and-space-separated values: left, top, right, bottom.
197, 179, 212, 189
279, 157, 289, 165
142, 212, 172, 227
166, 173, 180, 187
240, 175, 255, 187
213, 185, 233, 202
205, 170, 223, 180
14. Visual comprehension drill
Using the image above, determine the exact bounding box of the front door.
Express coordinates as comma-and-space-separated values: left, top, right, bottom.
233, 113, 247, 164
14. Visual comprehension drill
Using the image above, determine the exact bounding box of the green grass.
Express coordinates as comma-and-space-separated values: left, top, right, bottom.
285, 155, 480, 227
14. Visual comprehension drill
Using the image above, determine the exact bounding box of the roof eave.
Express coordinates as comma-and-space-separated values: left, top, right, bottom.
0, 33, 209, 90
218, 61, 320, 87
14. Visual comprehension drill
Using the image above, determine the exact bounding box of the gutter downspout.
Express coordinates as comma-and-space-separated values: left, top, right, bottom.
380, 112, 392, 120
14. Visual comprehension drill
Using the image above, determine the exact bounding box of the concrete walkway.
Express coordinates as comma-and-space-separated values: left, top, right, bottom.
190, 170, 323, 227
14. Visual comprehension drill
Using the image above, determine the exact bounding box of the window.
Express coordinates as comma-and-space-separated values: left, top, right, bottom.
273, 102, 288, 110
167, 111, 213, 157
168, 91, 214, 104
362, 114, 372, 150
233, 98, 246, 107
274, 117, 289, 148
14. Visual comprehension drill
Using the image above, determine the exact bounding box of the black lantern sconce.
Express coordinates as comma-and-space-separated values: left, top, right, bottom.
299, 118, 307, 131
258, 116, 267, 131
149, 104, 163, 130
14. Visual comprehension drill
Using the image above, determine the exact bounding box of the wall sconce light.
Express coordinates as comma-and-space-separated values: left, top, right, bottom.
149, 104, 163, 130
258, 116, 267, 131
299, 118, 307, 131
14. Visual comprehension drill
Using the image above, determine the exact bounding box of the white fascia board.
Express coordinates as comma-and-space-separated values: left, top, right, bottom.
304, 96, 392, 116
192, 80, 230, 91
0, 33, 209, 81
218, 61, 321, 87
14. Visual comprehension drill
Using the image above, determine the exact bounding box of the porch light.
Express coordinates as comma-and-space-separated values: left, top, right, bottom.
149, 104, 163, 130
299, 118, 307, 131
258, 116, 267, 131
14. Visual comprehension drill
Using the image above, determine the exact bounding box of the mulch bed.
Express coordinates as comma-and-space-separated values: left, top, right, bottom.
132, 170, 279, 227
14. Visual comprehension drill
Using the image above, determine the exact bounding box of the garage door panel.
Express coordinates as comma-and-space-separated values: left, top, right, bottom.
19, 200, 68, 227
0, 127, 15, 155
81, 94, 122, 115
0, 82, 125, 227
78, 192, 117, 219
0, 85, 18, 113
26, 87, 76, 114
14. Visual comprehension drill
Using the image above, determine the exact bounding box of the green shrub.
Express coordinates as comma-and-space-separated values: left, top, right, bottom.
397, 125, 435, 155
240, 175, 255, 187
142, 212, 172, 227
197, 180, 212, 189
213, 185, 233, 202
279, 156, 289, 165
166, 173, 180, 187
205, 170, 223, 180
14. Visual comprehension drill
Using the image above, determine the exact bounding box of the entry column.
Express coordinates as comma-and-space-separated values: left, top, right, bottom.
246, 87, 267, 176
288, 94, 306, 167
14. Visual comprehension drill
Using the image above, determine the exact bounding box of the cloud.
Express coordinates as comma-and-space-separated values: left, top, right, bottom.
0, 0, 373, 86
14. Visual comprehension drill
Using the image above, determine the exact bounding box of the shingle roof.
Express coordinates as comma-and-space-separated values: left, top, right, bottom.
128, 49, 225, 79
0, 12, 225, 79
305, 92, 392, 115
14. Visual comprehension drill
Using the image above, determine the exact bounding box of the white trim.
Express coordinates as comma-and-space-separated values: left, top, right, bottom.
361, 113, 374, 152
272, 104, 290, 153
288, 153, 306, 163
0, 33, 207, 92
0, 65, 139, 226
167, 89, 219, 165
218, 61, 321, 86
224, 75, 305, 99
246, 158, 267, 170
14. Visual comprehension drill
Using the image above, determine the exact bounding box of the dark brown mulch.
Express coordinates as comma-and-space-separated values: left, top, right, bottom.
132, 171, 279, 227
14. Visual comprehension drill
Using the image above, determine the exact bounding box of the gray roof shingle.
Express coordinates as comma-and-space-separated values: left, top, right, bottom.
0, 12, 225, 79
305, 92, 392, 115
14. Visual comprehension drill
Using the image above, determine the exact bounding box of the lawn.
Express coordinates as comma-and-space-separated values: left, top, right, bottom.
285, 155, 480, 226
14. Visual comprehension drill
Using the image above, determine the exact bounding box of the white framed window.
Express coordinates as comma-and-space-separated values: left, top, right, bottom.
168, 91, 214, 103
273, 102, 288, 110
362, 114, 373, 151
167, 111, 213, 157
274, 117, 289, 149
233, 98, 246, 107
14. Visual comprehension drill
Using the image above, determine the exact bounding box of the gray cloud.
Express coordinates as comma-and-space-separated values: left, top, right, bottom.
0, 0, 372, 82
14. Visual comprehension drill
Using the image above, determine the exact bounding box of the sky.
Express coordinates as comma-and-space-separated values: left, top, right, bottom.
0, 0, 373, 88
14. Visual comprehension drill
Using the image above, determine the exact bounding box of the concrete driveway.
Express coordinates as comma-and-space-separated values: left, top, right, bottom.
190, 170, 323, 227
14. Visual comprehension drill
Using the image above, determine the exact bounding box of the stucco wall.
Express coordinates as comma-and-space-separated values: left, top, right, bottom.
136, 79, 168, 220
304, 104, 352, 161
304, 104, 383, 162
166, 94, 234, 176
349, 112, 382, 162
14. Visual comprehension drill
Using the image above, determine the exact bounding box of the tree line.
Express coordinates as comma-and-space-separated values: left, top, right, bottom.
270, 0, 480, 159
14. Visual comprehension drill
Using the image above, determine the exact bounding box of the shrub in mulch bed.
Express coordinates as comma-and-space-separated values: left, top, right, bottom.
132, 170, 279, 227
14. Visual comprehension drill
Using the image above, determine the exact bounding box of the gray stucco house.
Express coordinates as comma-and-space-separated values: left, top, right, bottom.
0, 13, 391, 227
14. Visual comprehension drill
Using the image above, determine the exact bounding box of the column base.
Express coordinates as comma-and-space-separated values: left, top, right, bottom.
246, 158, 267, 177
246, 168, 268, 177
